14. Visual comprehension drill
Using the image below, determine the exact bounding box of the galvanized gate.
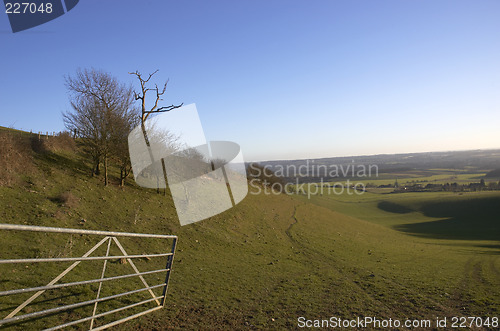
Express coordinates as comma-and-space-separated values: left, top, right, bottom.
0, 223, 177, 330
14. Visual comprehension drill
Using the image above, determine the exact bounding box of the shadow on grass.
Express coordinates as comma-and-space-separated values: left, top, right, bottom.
386, 197, 500, 241
377, 201, 413, 214
0, 292, 84, 314
475, 244, 500, 250
34, 151, 89, 177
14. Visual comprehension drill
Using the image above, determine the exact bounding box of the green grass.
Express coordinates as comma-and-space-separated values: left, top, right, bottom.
0, 132, 499, 329
294, 188, 500, 318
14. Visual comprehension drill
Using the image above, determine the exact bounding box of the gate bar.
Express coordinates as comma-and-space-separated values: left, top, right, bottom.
0, 223, 177, 239
4, 236, 111, 320
0, 252, 172, 264
0, 268, 168, 296
44, 296, 164, 331
0, 283, 166, 326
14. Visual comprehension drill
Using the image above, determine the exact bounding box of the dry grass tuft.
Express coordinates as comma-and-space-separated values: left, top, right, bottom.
0, 131, 34, 185
53, 191, 79, 208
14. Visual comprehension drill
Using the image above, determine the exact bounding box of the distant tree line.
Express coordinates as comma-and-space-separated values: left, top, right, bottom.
388, 179, 500, 193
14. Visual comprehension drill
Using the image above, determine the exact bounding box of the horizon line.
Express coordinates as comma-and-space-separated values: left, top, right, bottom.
251, 147, 500, 163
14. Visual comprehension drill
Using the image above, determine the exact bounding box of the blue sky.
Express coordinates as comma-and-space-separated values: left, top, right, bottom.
1, 0, 499, 161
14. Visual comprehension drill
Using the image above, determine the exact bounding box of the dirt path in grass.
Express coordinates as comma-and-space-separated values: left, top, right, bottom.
446, 256, 500, 322
283, 204, 409, 318
284, 205, 300, 246
285, 204, 478, 321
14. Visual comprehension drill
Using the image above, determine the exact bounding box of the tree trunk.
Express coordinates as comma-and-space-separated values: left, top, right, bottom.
94, 158, 100, 176
119, 165, 131, 187
120, 169, 125, 187
104, 155, 108, 186
92, 163, 99, 176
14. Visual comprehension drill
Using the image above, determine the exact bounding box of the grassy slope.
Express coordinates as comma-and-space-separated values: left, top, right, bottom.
0, 130, 499, 329
295, 191, 500, 324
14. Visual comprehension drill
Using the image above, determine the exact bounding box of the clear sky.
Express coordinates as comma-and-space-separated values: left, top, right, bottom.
1, 0, 499, 161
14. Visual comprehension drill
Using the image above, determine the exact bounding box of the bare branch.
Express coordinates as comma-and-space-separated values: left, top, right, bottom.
130, 70, 182, 122
145, 70, 158, 83
155, 103, 184, 113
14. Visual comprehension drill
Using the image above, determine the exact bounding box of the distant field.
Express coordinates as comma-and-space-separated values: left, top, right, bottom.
319, 171, 491, 187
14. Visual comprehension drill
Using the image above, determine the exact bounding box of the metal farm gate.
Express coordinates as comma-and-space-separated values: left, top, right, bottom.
0, 223, 177, 330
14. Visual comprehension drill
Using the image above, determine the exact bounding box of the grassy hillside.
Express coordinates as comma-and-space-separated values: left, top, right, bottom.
0, 128, 499, 330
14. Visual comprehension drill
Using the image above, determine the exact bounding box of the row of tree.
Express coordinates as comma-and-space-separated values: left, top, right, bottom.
391, 179, 500, 193
63, 68, 181, 187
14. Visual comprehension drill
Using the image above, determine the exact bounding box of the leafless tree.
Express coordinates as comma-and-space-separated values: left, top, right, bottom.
63, 96, 102, 176
129, 70, 183, 124
63, 68, 137, 186
129, 70, 182, 193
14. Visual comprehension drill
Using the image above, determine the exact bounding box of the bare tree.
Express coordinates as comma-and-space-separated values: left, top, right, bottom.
129, 70, 183, 124
63, 68, 137, 186
129, 70, 182, 193
63, 96, 103, 176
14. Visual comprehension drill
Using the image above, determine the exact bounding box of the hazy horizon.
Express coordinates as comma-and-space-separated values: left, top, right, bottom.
250, 146, 500, 163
